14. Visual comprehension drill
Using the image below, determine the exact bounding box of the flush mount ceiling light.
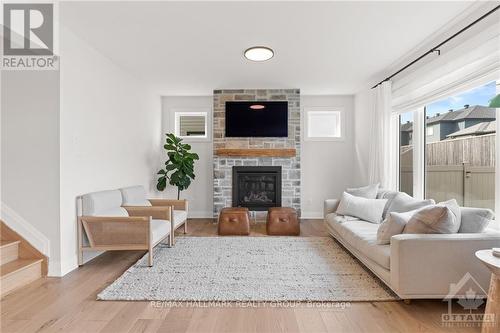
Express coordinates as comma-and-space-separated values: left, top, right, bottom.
244, 46, 274, 62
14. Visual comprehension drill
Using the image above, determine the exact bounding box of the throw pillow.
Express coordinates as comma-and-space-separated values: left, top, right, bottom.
377, 190, 399, 219
458, 207, 494, 233
386, 192, 434, 216
403, 199, 461, 234
377, 210, 414, 245
346, 183, 380, 199
337, 192, 387, 224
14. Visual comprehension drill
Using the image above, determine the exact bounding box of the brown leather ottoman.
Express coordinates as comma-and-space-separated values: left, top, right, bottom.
218, 207, 250, 236
266, 207, 299, 236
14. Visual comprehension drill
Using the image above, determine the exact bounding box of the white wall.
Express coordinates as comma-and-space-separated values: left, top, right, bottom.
1, 71, 61, 271
301, 95, 355, 218
58, 26, 162, 275
160, 96, 213, 217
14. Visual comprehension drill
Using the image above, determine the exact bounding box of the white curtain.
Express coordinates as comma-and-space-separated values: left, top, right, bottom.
392, 21, 500, 113
368, 81, 397, 190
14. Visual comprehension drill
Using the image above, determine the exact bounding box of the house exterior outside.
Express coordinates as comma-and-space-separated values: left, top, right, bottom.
400, 105, 496, 145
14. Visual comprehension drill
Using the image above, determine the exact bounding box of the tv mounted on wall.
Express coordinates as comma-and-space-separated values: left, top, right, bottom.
225, 101, 288, 137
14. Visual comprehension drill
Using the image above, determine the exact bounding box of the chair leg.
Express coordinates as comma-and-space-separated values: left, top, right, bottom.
184, 219, 188, 234
169, 231, 174, 247
148, 251, 153, 267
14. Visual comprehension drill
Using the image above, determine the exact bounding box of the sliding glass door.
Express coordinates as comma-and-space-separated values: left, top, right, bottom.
424, 82, 497, 210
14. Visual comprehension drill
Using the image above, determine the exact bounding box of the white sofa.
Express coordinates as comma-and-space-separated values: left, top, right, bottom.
324, 192, 500, 300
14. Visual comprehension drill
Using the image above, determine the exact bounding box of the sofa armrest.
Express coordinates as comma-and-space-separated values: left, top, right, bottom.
123, 206, 172, 221
80, 216, 150, 248
324, 199, 340, 217
149, 199, 188, 211
390, 232, 500, 298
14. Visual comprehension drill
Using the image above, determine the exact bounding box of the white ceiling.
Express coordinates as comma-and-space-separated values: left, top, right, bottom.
60, 1, 473, 95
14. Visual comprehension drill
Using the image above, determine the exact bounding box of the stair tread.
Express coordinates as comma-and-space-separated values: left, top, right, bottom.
1, 258, 43, 278
0, 240, 20, 248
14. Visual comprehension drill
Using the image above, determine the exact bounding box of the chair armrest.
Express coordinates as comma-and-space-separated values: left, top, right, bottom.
80, 216, 150, 248
148, 199, 188, 211
123, 206, 172, 221
324, 199, 340, 217
390, 232, 500, 297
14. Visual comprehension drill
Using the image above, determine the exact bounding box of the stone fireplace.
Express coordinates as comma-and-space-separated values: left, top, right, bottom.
232, 166, 282, 210
213, 89, 301, 218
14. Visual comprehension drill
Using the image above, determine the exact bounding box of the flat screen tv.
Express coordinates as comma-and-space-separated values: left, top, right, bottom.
225, 101, 288, 137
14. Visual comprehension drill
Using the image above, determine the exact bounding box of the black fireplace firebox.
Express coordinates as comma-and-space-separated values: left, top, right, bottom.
232, 166, 282, 211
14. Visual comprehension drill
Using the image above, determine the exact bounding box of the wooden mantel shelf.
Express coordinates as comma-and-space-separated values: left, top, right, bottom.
215, 148, 296, 158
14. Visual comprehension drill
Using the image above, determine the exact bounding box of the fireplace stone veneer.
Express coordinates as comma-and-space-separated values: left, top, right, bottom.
213, 89, 301, 218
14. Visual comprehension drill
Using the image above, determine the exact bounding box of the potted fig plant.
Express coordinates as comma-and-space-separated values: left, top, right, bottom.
157, 133, 199, 199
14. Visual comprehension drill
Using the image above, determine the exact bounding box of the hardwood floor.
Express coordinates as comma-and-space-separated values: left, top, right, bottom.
0, 219, 483, 333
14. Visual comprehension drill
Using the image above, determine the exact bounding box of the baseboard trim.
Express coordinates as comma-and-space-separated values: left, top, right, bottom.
188, 211, 213, 219
1, 202, 51, 257
300, 211, 324, 219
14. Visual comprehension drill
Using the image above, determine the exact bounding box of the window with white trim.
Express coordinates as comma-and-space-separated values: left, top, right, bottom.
305, 108, 343, 141
174, 111, 208, 140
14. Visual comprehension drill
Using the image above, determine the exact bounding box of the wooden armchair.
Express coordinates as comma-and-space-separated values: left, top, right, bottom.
78, 190, 172, 267
120, 186, 188, 245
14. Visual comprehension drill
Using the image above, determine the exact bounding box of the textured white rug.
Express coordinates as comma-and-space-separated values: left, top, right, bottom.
98, 237, 397, 302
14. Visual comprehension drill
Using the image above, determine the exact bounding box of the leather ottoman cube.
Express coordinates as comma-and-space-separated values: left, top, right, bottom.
266, 207, 299, 236
218, 207, 250, 236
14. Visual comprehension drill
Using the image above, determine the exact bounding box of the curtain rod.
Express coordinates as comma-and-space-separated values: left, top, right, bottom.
371, 5, 500, 89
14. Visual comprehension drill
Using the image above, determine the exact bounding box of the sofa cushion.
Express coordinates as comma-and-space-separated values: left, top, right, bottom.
82, 190, 128, 216
459, 207, 494, 233
151, 219, 171, 245
325, 213, 360, 225
386, 192, 434, 216
404, 199, 461, 234
346, 183, 379, 199
326, 218, 390, 270
337, 192, 387, 224
120, 186, 152, 206
173, 210, 187, 228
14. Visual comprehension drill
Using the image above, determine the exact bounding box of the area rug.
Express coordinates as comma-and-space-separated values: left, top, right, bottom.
98, 237, 397, 302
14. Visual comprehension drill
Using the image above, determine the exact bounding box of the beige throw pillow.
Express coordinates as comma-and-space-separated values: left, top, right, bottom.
403, 199, 461, 234
377, 211, 413, 245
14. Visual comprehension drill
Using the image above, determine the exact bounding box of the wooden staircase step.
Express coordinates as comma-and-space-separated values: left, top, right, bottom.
0, 240, 20, 265
1, 258, 43, 297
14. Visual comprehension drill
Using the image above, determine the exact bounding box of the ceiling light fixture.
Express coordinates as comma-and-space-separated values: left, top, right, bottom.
244, 46, 274, 62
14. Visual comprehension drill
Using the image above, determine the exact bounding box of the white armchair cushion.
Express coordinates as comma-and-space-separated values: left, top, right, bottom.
346, 183, 379, 199
151, 219, 171, 245
173, 210, 187, 228
337, 192, 387, 224
120, 186, 152, 206
82, 190, 128, 216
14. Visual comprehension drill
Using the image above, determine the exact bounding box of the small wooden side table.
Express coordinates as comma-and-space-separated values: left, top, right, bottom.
475, 250, 500, 333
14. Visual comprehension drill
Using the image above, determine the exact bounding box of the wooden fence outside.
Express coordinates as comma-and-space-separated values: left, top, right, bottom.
400, 134, 495, 210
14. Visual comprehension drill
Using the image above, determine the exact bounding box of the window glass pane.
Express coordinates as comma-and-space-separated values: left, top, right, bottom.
400, 112, 414, 196
178, 114, 206, 137
307, 111, 341, 138
425, 81, 496, 210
